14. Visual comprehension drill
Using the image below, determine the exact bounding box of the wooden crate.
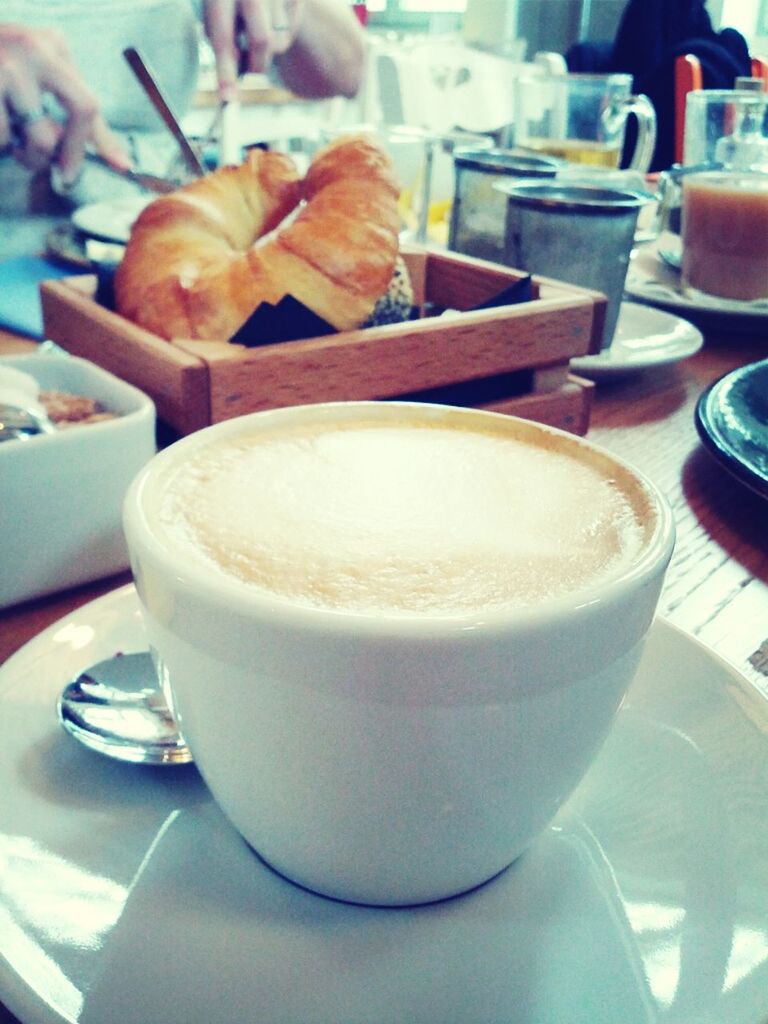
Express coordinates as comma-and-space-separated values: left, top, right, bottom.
41, 246, 605, 436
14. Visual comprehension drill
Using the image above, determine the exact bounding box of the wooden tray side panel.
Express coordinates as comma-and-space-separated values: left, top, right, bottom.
536, 280, 607, 354
40, 250, 602, 437
482, 375, 594, 436
423, 250, 536, 308
41, 278, 211, 433
414, 249, 606, 351
178, 296, 596, 423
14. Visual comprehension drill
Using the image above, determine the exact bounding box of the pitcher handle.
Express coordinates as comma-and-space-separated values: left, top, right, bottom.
622, 93, 657, 174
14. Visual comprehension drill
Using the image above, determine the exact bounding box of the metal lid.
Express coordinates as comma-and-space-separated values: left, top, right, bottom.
734, 77, 766, 92
453, 147, 559, 177
495, 181, 647, 213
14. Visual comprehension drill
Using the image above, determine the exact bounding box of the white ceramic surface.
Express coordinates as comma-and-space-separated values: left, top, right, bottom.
571, 301, 703, 379
123, 402, 674, 906
625, 234, 768, 323
71, 195, 152, 243
1, 586, 767, 1024
0, 354, 155, 609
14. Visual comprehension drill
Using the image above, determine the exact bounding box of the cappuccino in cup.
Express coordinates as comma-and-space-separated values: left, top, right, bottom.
124, 402, 674, 906
152, 412, 650, 617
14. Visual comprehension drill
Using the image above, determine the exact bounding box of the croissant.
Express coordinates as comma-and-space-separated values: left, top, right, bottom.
114, 135, 402, 342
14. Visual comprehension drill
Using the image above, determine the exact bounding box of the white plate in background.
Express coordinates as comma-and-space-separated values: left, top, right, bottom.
71, 195, 152, 243
571, 301, 703, 380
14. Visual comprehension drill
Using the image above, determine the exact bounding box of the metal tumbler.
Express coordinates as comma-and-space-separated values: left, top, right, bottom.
498, 182, 645, 349
448, 148, 558, 263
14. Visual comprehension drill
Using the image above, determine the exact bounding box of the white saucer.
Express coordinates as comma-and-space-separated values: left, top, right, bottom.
571, 301, 703, 380
625, 234, 768, 327
71, 195, 152, 243
2, 586, 768, 1024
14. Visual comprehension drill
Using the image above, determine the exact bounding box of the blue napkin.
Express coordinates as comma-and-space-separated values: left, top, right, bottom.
0, 256, 77, 339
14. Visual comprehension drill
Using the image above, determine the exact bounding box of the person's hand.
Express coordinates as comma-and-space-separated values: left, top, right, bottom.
202, 0, 303, 101
0, 23, 129, 183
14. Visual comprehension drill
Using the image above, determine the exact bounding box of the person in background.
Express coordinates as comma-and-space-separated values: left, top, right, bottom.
566, 0, 751, 170
206, 0, 365, 103
0, 0, 365, 184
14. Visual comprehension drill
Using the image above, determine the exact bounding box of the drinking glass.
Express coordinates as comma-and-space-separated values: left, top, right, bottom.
683, 89, 768, 169
681, 171, 768, 302
654, 88, 768, 237
499, 182, 646, 348
318, 123, 492, 245
514, 73, 657, 174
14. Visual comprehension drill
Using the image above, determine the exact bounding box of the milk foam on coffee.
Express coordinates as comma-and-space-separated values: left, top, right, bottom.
155, 416, 648, 616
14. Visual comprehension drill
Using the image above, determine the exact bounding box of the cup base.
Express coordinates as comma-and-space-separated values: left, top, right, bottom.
681, 282, 768, 308
246, 840, 516, 908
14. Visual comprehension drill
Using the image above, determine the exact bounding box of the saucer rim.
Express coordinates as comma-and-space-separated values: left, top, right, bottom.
625, 235, 768, 323
570, 300, 703, 378
1, 586, 768, 1024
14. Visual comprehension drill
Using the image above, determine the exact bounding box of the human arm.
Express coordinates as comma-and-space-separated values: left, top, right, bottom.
274, 0, 365, 99
0, 23, 129, 182
202, 0, 366, 101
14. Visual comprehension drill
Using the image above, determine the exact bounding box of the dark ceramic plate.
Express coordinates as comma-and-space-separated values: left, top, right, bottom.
695, 359, 768, 498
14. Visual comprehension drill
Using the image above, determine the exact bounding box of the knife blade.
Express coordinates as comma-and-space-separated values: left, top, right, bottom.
84, 152, 181, 194
123, 46, 206, 178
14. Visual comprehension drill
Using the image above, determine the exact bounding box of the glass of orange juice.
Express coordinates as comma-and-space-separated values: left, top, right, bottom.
681, 171, 768, 303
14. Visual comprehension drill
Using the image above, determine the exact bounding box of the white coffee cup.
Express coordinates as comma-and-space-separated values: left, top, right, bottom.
123, 401, 674, 906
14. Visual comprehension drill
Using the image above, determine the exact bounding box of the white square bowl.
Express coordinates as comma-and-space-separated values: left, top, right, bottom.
0, 353, 156, 610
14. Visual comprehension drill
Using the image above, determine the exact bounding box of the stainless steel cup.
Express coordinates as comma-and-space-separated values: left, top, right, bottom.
449, 148, 559, 263
498, 182, 645, 349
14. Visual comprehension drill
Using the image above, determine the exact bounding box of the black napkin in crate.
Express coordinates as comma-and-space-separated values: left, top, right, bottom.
229, 274, 534, 347
94, 260, 533, 343
422, 275, 534, 318
471, 275, 533, 309
230, 295, 336, 346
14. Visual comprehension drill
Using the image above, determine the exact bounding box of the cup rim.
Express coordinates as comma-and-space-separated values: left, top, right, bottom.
518, 72, 633, 86
123, 402, 675, 637
681, 169, 768, 189
495, 180, 648, 212
453, 146, 560, 175
686, 87, 768, 103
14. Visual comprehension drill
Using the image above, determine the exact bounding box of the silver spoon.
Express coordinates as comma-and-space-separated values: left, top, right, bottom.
57, 652, 193, 765
658, 247, 682, 272
0, 401, 57, 442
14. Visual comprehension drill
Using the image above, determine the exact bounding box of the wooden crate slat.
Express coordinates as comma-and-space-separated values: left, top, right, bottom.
536, 281, 606, 354
179, 295, 595, 421
41, 278, 210, 433
422, 248, 540, 307
480, 376, 594, 435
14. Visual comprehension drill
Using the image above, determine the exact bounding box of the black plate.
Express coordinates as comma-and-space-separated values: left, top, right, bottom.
695, 358, 768, 498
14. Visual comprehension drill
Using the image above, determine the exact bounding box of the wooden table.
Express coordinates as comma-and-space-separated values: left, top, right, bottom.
587, 333, 768, 700
1, 320, 767, 1024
